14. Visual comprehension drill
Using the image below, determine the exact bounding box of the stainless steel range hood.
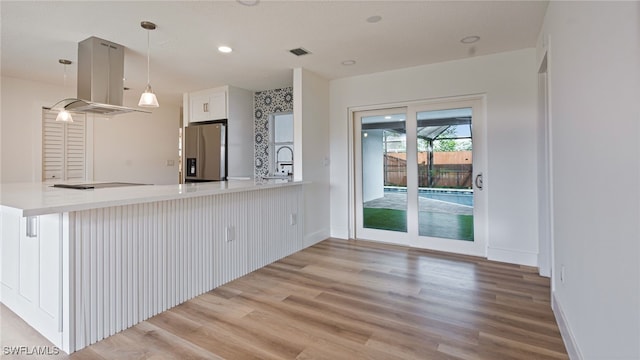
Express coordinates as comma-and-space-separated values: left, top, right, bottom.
51, 36, 150, 116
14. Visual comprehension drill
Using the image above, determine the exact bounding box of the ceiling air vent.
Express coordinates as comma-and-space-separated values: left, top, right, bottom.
289, 47, 311, 56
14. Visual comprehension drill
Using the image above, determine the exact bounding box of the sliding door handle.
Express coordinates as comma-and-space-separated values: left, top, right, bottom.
475, 173, 483, 190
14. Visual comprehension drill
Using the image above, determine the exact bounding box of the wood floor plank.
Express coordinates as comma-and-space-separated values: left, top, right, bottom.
150, 312, 264, 359
311, 291, 480, 345
242, 309, 405, 360
126, 321, 221, 359
2, 238, 568, 359
172, 301, 305, 359
478, 331, 569, 359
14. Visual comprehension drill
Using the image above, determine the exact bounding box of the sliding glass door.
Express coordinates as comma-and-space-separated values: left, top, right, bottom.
354, 97, 486, 256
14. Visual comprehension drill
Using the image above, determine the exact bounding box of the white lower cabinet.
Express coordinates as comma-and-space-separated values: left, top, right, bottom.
1, 207, 20, 307
1, 206, 64, 350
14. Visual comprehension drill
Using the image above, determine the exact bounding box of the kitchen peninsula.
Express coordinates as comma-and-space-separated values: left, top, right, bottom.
0, 179, 304, 353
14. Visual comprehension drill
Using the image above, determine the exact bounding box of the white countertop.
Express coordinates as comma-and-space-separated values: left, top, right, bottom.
0, 179, 303, 217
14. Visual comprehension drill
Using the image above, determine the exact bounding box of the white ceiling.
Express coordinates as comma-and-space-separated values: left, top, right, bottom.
1, 1, 548, 106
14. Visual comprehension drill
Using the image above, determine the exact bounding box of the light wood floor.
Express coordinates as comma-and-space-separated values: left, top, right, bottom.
1, 239, 568, 359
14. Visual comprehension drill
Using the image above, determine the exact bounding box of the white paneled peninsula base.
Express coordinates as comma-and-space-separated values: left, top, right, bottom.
0, 180, 304, 353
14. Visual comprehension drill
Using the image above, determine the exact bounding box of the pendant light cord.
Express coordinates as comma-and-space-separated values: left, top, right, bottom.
138, 21, 159, 107
146, 29, 150, 85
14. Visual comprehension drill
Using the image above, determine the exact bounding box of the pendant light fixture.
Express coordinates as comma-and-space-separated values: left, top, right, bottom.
138, 21, 159, 108
55, 59, 74, 122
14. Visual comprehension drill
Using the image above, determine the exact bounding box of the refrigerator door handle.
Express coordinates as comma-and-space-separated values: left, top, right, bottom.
198, 127, 205, 178
220, 124, 226, 180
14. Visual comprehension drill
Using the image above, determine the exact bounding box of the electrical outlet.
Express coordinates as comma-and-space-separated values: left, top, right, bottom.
166, 159, 175, 166
226, 225, 235, 242
289, 213, 297, 226
560, 265, 565, 283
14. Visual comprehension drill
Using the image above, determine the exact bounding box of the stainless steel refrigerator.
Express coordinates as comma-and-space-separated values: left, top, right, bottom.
184, 123, 226, 182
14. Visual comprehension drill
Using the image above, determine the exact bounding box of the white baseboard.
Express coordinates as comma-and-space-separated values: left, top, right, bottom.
487, 246, 538, 266
304, 229, 329, 248
552, 292, 583, 360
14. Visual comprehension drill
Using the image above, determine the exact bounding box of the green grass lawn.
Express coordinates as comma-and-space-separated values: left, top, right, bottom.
363, 207, 473, 241
418, 211, 473, 241
363, 208, 407, 232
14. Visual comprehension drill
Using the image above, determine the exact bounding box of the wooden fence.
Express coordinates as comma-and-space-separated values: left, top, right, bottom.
384, 151, 472, 188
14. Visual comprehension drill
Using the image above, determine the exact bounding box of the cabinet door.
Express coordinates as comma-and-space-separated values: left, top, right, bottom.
189, 90, 227, 123
1, 209, 63, 348
207, 91, 227, 120
1, 206, 20, 303
189, 93, 213, 123
19, 216, 40, 303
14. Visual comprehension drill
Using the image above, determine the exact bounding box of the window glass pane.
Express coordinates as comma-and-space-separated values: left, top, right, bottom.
274, 113, 293, 143
361, 113, 407, 233
416, 107, 474, 241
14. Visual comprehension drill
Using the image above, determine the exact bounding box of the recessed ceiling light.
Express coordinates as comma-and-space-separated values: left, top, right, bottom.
218, 46, 233, 53
460, 35, 480, 44
237, 0, 259, 6
341, 60, 356, 66
366, 15, 382, 23
384, 116, 391, 119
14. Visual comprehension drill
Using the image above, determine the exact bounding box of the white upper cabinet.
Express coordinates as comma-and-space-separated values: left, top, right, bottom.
188, 88, 227, 122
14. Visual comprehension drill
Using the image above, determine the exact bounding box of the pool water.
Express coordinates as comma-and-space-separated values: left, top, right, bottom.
419, 189, 473, 206
385, 187, 474, 207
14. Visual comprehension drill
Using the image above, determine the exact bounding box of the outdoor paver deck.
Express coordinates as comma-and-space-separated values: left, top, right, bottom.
364, 192, 473, 215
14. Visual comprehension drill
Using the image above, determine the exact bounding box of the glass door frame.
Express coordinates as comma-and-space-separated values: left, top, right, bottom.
350, 95, 487, 257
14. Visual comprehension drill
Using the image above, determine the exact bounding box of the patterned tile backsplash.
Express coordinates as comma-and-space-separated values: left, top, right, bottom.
254, 87, 293, 178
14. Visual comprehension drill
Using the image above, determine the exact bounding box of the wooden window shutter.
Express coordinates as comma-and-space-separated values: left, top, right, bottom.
42, 110, 86, 182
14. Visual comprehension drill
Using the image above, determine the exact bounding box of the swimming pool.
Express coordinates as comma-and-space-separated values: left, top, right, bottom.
385, 187, 474, 207
420, 189, 473, 206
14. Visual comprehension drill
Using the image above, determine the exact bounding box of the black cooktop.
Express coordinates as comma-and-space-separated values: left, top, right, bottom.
52, 182, 147, 190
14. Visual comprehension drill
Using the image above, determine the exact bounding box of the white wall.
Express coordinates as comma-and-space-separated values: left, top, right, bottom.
0, 76, 181, 185
293, 68, 331, 247
1, 76, 75, 183
539, 2, 640, 359
92, 104, 180, 185
227, 85, 255, 178
362, 129, 384, 202
329, 49, 539, 266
